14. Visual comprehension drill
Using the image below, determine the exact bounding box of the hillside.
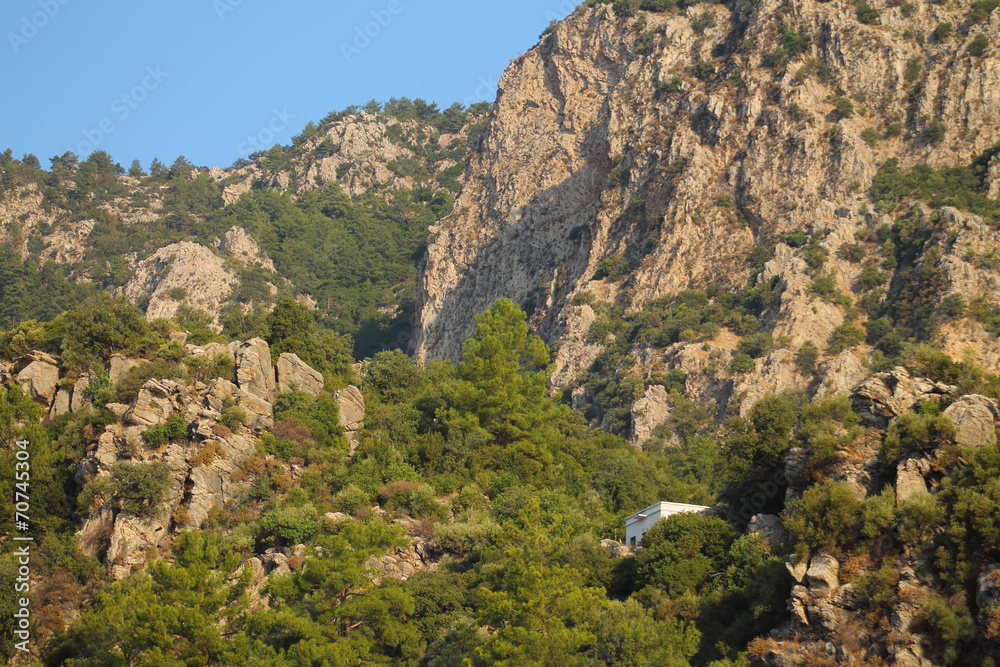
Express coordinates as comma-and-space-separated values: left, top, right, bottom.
413, 0, 1000, 437
0, 101, 488, 358
2, 0, 1000, 665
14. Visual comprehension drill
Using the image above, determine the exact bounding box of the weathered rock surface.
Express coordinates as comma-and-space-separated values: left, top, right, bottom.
806, 554, 840, 593
15, 353, 60, 406
852, 368, 951, 428
232, 338, 277, 402
335, 385, 366, 449
747, 513, 788, 544
942, 394, 998, 446
276, 352, 324, 397
896, 457, 930, 504
109, 355, 147, 385
630, 384, 671, 447
76, 375, 261, 578
216, 226, 276, 272
815, 350, 870, 397
118, 242, 239, 325
412, 2, 1000, 374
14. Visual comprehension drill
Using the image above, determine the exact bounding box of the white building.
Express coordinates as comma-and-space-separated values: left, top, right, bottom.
625, 501, 712, 547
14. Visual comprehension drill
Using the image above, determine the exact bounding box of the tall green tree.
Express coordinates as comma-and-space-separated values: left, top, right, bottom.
447, 299, 551, 445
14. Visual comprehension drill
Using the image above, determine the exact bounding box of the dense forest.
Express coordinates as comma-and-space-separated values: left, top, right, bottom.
0, 290, 999, 665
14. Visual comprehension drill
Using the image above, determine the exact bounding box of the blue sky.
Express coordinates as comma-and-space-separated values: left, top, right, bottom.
1, 0, 575, 169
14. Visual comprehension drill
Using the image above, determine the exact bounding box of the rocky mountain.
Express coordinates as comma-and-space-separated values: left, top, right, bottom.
412, 0, 1000, 438
0, 105, 485, 352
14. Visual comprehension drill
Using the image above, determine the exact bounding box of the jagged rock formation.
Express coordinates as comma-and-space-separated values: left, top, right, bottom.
411, 0, 1000, 443
118, 242, 239, 324
0, 337, 368, 580
118, 233, 277, 326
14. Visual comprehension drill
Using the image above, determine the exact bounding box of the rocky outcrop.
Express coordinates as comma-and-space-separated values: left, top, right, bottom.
941, 394, 999, 446
276, 352, 324, 397
413, 2, 1000, 370
109, 355, 147, 385
851, 368, 953, 429
14, 352, 60, 406
119, 242, 239, 325
335, 385, 366, 450
630, 384, 671, 447
815, 350, 870, 397
232, 338, 277, 403
747, 514, 788, 544
216, 226, 275, 272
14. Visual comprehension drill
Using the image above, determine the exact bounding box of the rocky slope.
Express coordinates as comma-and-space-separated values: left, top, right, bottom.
1, 339, 366, 581
0, 108, 481, 329
411, 0, 1000, 437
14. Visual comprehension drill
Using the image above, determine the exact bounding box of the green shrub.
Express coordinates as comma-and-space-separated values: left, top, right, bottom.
142, 414, 188, 447
661, 76, 682, 94
885, 122, 903, 137
855, 0, 880, 24
920, 594, 974, 664
728, 353, 755, 374
93, 462, 172, 517
409, 484, 449, 521
904, 58, 922, 83
640, 0, 677, 10
968, 33, 990, 57
83, 370, 114, 407
785, 231, 808, 248
259, 504, 318, 546
896, 492, 944, 542
828, 322, 865, 353
736, 333, 773, 359
968, 0, 999, 22
332, 484, 369, 514
856, 265, 889, 292
690, 60, 715, 81
799, 394, 862, 462
860, 128, 880, 148
221, 405, 248, 431
879, 411, 956, 465
933, 22, 952, 41
784, 481, 863, 552
861, 488, 896, 538
939, 294, 967, 319
635, 513, 736, 596
838, 242, 865, 263
834, 97, 854, 118
796, 342, 819, 374
922, 119, 946, 144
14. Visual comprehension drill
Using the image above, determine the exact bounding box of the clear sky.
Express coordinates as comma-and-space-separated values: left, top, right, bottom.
1, 0, 575, 170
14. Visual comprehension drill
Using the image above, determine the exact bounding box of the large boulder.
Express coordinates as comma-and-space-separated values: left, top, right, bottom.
806, 554, 840, 593
276, 353, 324, 397
232, 339, 277, 403
16, 353, 60, 406
942, 394, 998, 447
71, 373, 93, 412
896, 457, 930, 503
335, 385, 366, 449
124, 380, 178, 427
815, 350, 870, 396
107, 513, 171, 580
852, 368, 951, 428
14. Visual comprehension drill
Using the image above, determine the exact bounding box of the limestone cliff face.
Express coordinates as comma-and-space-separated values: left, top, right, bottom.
412, 1, 1000, 375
